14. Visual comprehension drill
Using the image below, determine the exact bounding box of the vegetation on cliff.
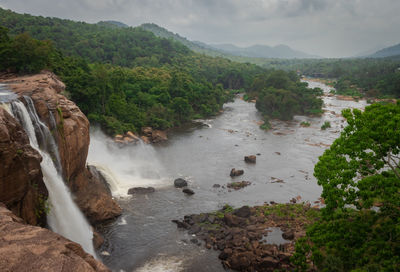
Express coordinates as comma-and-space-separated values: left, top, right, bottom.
293, 102, 400, 271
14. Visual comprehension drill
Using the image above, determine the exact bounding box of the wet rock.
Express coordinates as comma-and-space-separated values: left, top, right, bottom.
93, 231, 104, 249
140, 136, 151, 144
230, 168, 244, 177
141, 126, 153, 136
0, 108, 47, 226
244, 155, 256, 163
233, 206, 251, 218
227, 181, 251, 190
174, 178, 188, 188
126, 131, 139, 141
212, 184, 221, 188
188, 225, 201, 234
127, 187, 155, 194
171, 219, 190, 229
151, 130, 168, 143
182, 188, 195, 195
282, 231, 295, 240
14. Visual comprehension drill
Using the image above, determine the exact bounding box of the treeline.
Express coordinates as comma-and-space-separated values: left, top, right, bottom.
252, 57, 400, 98
0, 7, 322, 134
247, 70, 323, 125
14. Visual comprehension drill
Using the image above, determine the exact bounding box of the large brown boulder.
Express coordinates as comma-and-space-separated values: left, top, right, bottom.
1, 72, 121, 225
0, 203, 109, 272
72, 167, 122, 225
0, 108, 47, 226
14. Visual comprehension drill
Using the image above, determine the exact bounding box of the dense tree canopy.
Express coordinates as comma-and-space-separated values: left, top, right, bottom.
251, 70, 323, 122
294, 102, 400, 271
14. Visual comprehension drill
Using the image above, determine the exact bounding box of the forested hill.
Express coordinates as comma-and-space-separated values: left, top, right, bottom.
139, 23, 230, 58
369, 43, 400, 58
0, 8, 191, 67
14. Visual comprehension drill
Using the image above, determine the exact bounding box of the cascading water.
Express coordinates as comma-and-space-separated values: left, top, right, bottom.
88, 129, 169, 197
9, 97, 96, 257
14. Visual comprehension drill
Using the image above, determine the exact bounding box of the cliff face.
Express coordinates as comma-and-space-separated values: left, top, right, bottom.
1, 72, 122, 224
0, 107, 47, 226
0, 203, 109, 272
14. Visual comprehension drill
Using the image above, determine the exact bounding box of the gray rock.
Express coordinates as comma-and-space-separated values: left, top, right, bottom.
174, 178, 188, 188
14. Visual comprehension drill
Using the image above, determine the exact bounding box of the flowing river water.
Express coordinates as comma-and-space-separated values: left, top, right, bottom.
88, 80, 367, 272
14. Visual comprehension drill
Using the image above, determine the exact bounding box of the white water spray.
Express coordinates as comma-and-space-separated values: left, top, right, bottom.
88, 129, 169, 197
10, 99, 96, 256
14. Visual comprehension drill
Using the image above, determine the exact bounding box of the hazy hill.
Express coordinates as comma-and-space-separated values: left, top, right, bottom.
97, 20, 128, 28
368, 43, 400, 58
139, 23, 229, 57
211, 43, 320, 59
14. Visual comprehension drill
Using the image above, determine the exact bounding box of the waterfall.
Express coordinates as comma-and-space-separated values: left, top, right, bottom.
10, 98, 96, 257
88, 129, 169, 197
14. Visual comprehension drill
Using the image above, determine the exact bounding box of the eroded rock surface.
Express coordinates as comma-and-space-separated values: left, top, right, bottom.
1, 72, 122, 224
0, 203, 109, 272
0, 108, 47, 226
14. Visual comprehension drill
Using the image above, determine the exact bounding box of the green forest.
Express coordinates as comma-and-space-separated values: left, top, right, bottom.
0, 7, 321, 134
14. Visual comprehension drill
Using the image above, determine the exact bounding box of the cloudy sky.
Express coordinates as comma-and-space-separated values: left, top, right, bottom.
0, 0, 399, 57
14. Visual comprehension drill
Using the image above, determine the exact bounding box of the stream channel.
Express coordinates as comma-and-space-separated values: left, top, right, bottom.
88, 80, 367, 272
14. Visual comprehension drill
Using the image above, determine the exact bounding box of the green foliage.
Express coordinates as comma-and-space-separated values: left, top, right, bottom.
0, 26, 56, 73
295, 102, 400, 271
300, 121, 311, 127
0, 8, 264, 135
35, 193, 50, 219
253, 71, 323, 121
320, 121, 331, 130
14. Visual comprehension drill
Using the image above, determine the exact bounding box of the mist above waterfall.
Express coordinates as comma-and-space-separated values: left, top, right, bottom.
88, 129, 169, 197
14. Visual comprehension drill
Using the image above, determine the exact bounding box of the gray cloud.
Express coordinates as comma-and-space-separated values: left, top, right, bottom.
0, 0, 399, 57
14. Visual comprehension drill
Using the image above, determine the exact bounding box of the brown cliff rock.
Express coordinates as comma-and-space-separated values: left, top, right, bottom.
0, 203, 109, 272
1, 72, 121, 224
72, 166, 122, 225
0, 108, 47, 226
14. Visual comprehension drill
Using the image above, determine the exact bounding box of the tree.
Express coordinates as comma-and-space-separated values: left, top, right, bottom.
294, 102, 400, 271
315, 102, 400, 213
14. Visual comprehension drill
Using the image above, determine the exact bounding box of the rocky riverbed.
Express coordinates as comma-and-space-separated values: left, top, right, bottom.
173, 202, 319, 271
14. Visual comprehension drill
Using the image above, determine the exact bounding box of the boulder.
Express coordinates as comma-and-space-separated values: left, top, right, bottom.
151, 130, 168, 143
183, 188, 195, 195
282, 230, 295, 240
174, 178, 188, 188
140, 136, 151, 144
233, 206, 251, 218
126, 131, 139, 141
93, 231, 105, 249
230, 168, 244, 177
114, 134, 124, 141
128, 187, 155, 194
0, 108, 47, 226
0, 203, 109, 272
244, 155, 257, 163
71, 166, 122, 225
141, 127, 153, 136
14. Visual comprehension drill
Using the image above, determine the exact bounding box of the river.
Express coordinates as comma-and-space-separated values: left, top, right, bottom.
88, 80, 367, 272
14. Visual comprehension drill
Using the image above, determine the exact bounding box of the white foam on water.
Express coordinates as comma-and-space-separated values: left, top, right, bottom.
134, 256, 184, 272
88, 129, 170, 197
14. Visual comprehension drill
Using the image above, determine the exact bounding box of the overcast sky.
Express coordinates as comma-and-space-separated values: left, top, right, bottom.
1, 0, 399, 58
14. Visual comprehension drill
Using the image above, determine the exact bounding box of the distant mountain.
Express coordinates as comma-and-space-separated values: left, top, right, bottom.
210, 44, 320, 59
139, 23, 228, 57
368, 43, 400, 58
140, 23, 320, 59
97, 20, 128, 28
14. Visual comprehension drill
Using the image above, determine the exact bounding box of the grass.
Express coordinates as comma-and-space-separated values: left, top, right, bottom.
300, 121, 311, 127
321, 121, 331, 130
